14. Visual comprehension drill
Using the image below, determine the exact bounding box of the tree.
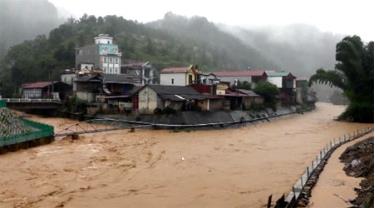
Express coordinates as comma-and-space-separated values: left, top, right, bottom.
309, 36, 373, 122
254, 81, 279, 109
236, 81, 252, 90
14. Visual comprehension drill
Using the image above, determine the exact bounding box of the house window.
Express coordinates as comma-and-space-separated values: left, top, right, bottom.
171, 78, 174, 85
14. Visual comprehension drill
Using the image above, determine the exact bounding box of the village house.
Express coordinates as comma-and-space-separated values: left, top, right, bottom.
191, 82, 264, 110
74, 74, 102, 103
75, 34, 122, 74
73, 72, 140, 109
136, 85, 225, 114
21, 81, 72, 100
159, 65, 200, 86
213, 69, 267, 87
121, 61, 157, 85
61, 69, 77, 85
266, 71, 296, 104
236, 89, 264, 109
198, 72, 220, 85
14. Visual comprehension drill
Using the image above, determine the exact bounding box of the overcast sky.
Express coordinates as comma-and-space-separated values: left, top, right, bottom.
50, 0, 374, 40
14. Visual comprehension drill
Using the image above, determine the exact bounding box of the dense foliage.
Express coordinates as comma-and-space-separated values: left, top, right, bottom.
236, 81, 252, 90
309, 36, 374, 122
0, 13, 276, 97
253, 81, 279, 109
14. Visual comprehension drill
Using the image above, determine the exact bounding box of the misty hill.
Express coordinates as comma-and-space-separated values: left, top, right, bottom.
147, 12, 277, 70
220, 24, 343, 77
0, 14, 276, 96
0, 0, 63, 57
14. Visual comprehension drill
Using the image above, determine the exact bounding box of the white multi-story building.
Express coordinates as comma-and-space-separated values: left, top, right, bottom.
159, 66, 199, 86
75, 34, 122, 74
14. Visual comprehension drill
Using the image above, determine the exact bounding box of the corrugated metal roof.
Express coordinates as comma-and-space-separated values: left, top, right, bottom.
236, 89, 261, 97
22, 81, 58, 89
213, 69, 266, 77
266, 70, 293, 77
146, 85, 208, 101
103, 74, 139, 84
160, 67, 189, 74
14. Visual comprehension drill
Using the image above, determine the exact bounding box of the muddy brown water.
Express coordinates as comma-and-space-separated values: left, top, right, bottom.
0, 103, 372, 208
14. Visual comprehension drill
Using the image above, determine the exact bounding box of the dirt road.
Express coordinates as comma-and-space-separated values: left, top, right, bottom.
308, 134, 373, 208
0, 103, 372, 208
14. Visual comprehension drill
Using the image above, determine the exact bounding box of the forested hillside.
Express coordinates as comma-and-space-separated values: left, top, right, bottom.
0, 13, 276, 96
148, 12, 276, 71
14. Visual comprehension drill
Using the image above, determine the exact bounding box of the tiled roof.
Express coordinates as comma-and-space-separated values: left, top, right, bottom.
147, 85, 207, 101
103, 74, 140, 84
22, 81, 58, 89
213, 69, 266, 77
160, 67, 189, 74
236, 89, 261, 97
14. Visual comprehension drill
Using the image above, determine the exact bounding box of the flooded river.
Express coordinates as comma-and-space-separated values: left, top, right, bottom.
0, 103, 372, 208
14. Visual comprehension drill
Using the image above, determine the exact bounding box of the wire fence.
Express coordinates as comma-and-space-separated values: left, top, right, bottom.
270, 126, 374, 208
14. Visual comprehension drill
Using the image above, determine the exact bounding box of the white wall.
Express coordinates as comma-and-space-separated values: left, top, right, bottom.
101, 57, 121, 74
95, 37, 113, 44
160, 73, 186, 86
61, 74, 76, 85
267, 77, 283, 88
138, 87, 159, 114
23, 89, 42, 98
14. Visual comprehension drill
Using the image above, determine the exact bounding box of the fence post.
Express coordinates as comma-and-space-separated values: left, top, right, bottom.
267, 195, 272, 208
320, 150, 322, 160
307, 167, 310, 177
301, 176, 304, 189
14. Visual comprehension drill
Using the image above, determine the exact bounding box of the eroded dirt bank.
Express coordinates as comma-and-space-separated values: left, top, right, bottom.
0, 103, 372, 208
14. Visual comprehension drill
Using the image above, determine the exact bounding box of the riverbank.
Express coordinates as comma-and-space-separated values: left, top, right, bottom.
340, 137, 373, 207
0, 103, 372, 208
308, 134, 373, 207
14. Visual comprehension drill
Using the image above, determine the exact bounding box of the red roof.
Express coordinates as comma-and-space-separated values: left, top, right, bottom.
161, 67, 189, 74
22, 81, 57, 89
213, 69, 266, 77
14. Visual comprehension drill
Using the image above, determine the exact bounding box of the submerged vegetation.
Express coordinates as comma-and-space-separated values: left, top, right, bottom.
310, 36, 374, 122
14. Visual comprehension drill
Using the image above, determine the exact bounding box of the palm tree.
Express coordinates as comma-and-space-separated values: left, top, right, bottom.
309, 35, 373, 122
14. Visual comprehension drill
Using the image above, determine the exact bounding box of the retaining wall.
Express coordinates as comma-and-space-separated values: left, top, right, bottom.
0, 118, 54, 149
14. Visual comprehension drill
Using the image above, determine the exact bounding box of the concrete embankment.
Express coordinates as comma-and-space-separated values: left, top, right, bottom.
95, 106, 302, 129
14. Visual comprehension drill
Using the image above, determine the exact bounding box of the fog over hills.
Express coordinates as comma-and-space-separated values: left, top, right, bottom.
219, 24, 344, 77
0, 1, 347, 101
147, 12, 277, 70
0, 0, 64, 57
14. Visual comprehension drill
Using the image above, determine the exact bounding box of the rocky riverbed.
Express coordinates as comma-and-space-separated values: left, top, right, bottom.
340, 137, 374, 207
